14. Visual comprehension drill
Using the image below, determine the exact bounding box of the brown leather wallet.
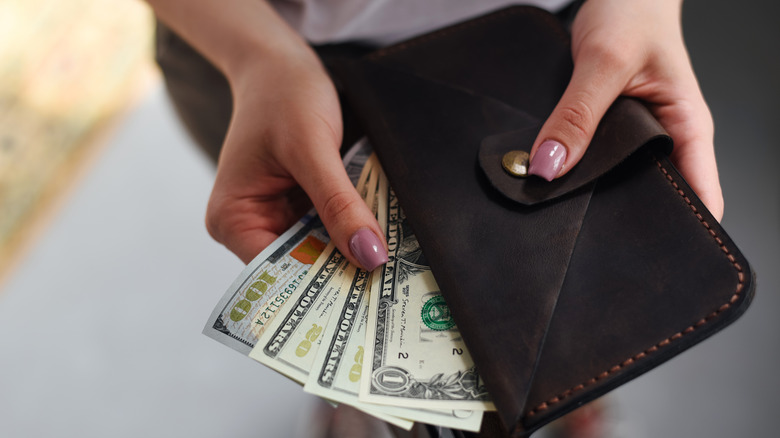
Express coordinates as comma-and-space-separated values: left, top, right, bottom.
331, 6, 755, 437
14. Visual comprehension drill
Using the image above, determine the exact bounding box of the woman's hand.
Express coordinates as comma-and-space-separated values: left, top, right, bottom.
147, 0, 387, 267
529, 0, 723, 220
206, 51, 387, 267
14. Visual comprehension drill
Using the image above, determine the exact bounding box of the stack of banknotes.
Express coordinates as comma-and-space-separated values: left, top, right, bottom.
203, 139, 494, 431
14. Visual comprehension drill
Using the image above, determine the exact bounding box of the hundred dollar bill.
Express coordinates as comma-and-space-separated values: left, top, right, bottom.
249, 242, 348, 383
304, 264, 484, 432
202, 139, 372, 355
202, 213, 329, 354
360, 169, 493, 411
247, 146, 379, 381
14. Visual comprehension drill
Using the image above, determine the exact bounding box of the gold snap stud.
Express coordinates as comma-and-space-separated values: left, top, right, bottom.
501, 150, 530, 177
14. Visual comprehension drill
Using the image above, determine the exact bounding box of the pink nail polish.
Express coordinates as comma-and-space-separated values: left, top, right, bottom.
529, 140, 567, 181
349, 228, 388, 271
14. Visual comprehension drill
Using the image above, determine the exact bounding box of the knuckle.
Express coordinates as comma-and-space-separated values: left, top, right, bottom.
205, 198, 230, 243
320, 190, 361, 224
204, 210, 222, 243
557, 100, 594, 143
582, 40, 632, 75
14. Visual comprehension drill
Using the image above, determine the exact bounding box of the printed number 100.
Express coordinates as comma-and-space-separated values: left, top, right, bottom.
230, 272, 277, 322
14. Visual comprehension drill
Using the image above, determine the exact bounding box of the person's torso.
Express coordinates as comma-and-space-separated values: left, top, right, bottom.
269, 0, 572, 46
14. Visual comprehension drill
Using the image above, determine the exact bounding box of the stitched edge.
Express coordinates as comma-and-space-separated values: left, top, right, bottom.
523, 156, 746, 419
367, 7, 568, 60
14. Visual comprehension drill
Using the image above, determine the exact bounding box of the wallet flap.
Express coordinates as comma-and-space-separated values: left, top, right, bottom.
478, 98, 673, 205
361, 5, 672, 206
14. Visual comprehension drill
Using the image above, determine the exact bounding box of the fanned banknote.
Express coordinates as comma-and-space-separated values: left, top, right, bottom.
249, 242, 349, 382
304, 263, 484, 431
202, 139, 372, 354
246, 154, 414, 430
360, 169, 493, 411
205, 139, 492, 432
202, 213, 330, 354
247, 148, 378, 383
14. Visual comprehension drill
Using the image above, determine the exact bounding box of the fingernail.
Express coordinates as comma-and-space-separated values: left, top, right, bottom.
349, 228, 388, 271
529, 140, 567, 181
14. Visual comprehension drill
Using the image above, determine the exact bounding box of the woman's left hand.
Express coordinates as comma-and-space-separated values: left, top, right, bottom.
529, 0, 723, 220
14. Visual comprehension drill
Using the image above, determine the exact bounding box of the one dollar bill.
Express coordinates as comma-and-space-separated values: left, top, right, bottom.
304, 264, 484, 431
360, 169, 493, 411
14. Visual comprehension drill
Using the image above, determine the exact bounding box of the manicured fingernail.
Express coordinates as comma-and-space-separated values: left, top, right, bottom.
529, 140, 567, 181
349, 228, 388, 271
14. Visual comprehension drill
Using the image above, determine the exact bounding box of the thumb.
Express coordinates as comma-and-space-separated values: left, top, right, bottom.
529, 54, 628, 180
290, 151, 388, 271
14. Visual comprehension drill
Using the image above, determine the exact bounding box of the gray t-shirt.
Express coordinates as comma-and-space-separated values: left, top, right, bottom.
270, 0, 572, 46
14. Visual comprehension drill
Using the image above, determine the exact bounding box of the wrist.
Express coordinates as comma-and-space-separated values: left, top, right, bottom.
147, 0, 322, 89
225, 41, 326, 98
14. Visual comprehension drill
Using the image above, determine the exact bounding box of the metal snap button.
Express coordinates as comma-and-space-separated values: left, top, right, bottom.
501, 150, 530, 177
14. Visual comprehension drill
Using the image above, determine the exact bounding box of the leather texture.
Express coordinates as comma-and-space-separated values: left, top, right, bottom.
478, 98, 672, 205
332, 6, 755, 437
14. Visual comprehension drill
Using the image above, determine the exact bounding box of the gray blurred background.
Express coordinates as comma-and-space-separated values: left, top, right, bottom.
0, 1, 777, 437
603, 2, 780, 436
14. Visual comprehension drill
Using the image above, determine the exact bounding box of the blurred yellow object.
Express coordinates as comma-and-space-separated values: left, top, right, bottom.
0, 0, 159, 285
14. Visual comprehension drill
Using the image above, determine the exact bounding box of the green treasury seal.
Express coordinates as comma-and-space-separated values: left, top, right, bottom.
421, 295, 455, 331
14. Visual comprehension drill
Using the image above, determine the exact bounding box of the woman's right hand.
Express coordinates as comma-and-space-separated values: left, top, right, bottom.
206, 50, 388, 268
147, 0, 387, 268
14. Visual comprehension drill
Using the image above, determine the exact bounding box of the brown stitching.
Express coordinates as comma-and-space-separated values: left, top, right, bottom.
524, 156, 746, 419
